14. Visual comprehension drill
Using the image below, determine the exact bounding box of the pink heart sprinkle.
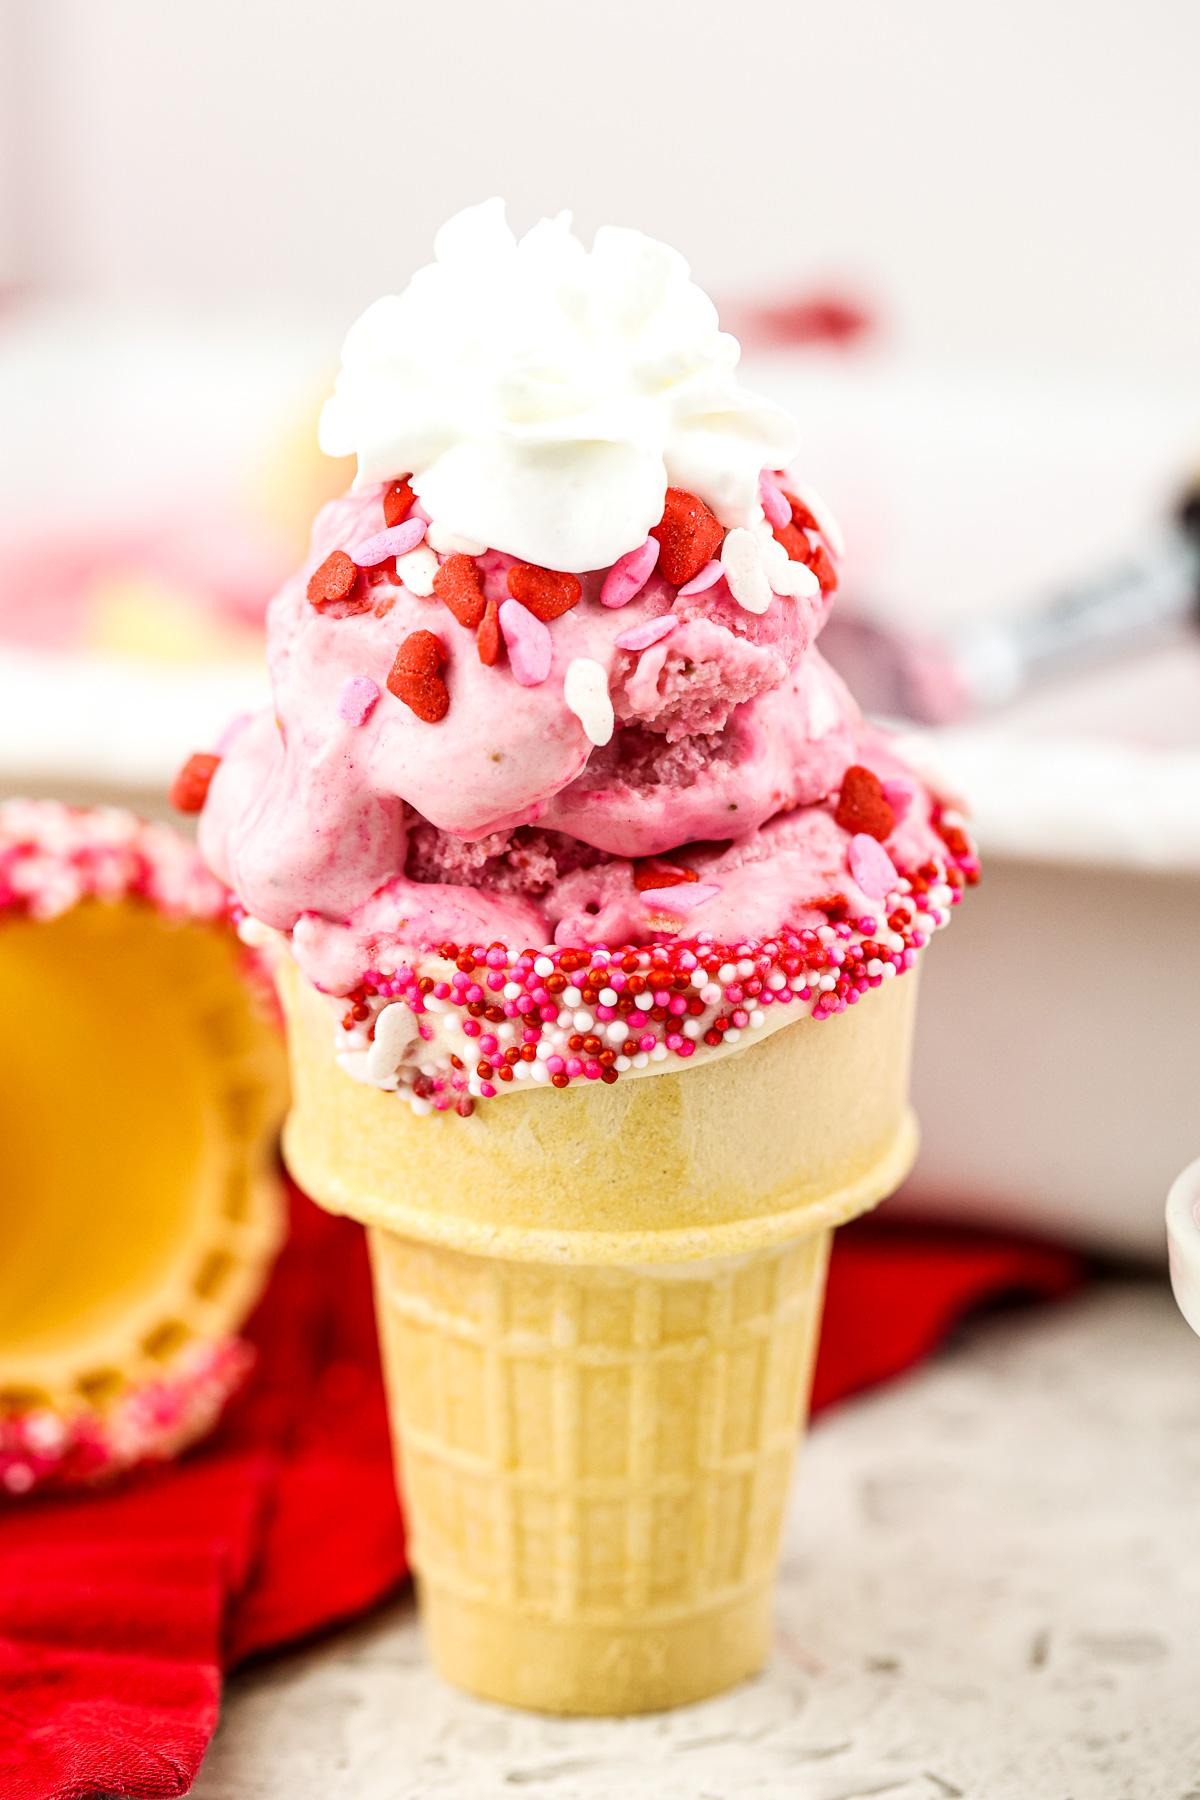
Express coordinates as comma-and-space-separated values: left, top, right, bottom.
600, 537, 660, 608
638, 883, 722, 913
338, 675, 381, 725
350, 518, 427, 566
881, 778, 916, 823
849, 833, 898, 900
758, 472, 792, 530
498, 598, 553, 686
676, 560, 723, 597
614, 614, 677, 653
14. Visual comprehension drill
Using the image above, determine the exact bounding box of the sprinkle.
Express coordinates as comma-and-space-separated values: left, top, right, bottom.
633, 859, 698, 892
434, 553, 486, 629
758, 473, 792, 529
676, 559, 723, 596
338, 676, 381, 726
639, 883, 722, 913
563, 658, 614, 746
720, 527, 772, 613
395, 545, 439, 597
307, 550, 363, 611
507, 563, 582, 621
600, 537, 660, 608
614, 614, 677, 653
649, 488, 724, 586
499, 599, 553, 685
350, 518, 426, 565
758, 526, 820, 600
387, 631, 449, 722
849, 833, 899, 900
169, 752, 220, 813
383, 478, 415, 527
836, 766, 896, 842
477, 598, 502, 665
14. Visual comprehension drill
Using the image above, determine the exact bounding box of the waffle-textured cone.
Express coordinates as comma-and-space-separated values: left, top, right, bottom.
278, 960, 918, 1712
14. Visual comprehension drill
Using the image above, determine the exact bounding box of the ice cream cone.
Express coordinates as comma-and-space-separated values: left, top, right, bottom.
277, 954, 917, 1712
0, 803, 287, 1493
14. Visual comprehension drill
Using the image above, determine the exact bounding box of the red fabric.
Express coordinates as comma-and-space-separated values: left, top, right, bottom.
0, 1188, 1082, 1800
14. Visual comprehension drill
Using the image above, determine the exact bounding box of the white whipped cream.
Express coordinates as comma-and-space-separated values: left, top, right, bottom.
318, 200, 799, 573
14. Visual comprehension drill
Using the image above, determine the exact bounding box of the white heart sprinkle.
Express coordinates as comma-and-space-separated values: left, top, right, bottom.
563, 658, 614, 745
720, 527, 772, 613
395, 545, 440, 597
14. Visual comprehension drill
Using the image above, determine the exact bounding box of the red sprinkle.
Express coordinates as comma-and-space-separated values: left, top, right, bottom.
506, 563, 582, 621
649, 488, 724, 586
772, 521, 811, 563
633, 858, 700, 892
835, 766, 896, 842
383, 477, 415, 528
388, 631, 449, 723
307, 550, 363, 611
169, 752, 221, 814
434, 554, 486, 629
782, 491, 820, 535
476, 598, 502, 666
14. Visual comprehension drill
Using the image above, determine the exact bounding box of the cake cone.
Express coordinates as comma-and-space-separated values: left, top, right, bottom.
277, 955, 918, 1713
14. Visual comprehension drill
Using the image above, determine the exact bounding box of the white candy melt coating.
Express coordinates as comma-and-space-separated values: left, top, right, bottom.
563, 658, 614, 745
319, 200, 799, 573
395, 544, 439, 597
366, 1001, 420, 1079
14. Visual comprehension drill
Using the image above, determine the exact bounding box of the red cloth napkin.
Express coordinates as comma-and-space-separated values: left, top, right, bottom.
0, 1184, 1081, 1800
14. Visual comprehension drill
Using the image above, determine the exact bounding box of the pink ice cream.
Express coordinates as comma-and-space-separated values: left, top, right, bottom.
193, 204, 976, 1113
200, 477, 964, 998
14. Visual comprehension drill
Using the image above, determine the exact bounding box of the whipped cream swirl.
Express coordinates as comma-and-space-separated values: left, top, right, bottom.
318, 200, 799, 572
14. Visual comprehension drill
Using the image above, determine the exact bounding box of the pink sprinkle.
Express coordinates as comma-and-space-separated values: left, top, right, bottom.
485, 947, 507, 968
566, 1057, 584, 1078
677, 1040, 695, 1057
600, 537, 660, 607
479, 1082, 496, 1098
462, 1019, 481, 1038
479, 1034, 498, 1054
350, 519, 427, 566
638, 883, 722, 913
849, 833, 899, 900
338, 676, 380, 726
676, 560, 723, 596
546, 1055, 565, 1074
881, 778, 916, 822
499, 599, 553, 686
639, 1033, 656, 1053
584, 1060, 602, 1079
758, 472, 792, 529
614, 614, 677, 653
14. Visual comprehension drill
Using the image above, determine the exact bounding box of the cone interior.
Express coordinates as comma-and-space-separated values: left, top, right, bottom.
0, 900, 287, 1410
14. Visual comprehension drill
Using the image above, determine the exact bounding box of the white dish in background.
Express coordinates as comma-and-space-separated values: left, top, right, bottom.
1167, 1159, 1200, 1337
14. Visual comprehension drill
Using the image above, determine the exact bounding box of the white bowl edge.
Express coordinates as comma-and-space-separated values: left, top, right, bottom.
1166, 1156, 1200, 1338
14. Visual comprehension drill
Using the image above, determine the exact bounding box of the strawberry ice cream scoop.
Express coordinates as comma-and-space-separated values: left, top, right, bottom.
195, 203, 977, 1112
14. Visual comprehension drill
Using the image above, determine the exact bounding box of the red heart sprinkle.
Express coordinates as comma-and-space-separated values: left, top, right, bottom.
506, 563, 582, 621
169, 752, 221, 814
391, 629, 445, 676
814, 893, 852, 922
307, 549, 360, 608
383, 477, 415, 528
782, 491, 820, 535
835, 766, 896, 842
434, 554, 486, 628
809, 543, 838, 592
388, 669, 449, 723
632, 859, 700, 892
477, 597, 502, 666
649, 488, 724, 587
772, 521, 811, 563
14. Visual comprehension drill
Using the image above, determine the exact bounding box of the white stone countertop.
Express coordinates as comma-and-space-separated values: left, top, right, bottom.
189, 1278, 1200, 1800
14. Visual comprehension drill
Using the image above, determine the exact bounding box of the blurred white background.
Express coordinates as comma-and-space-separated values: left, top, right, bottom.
3, 0, 1199, 382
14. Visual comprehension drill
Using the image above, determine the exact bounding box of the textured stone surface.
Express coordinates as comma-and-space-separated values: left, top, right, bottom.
192, 1280, 1200, 1800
